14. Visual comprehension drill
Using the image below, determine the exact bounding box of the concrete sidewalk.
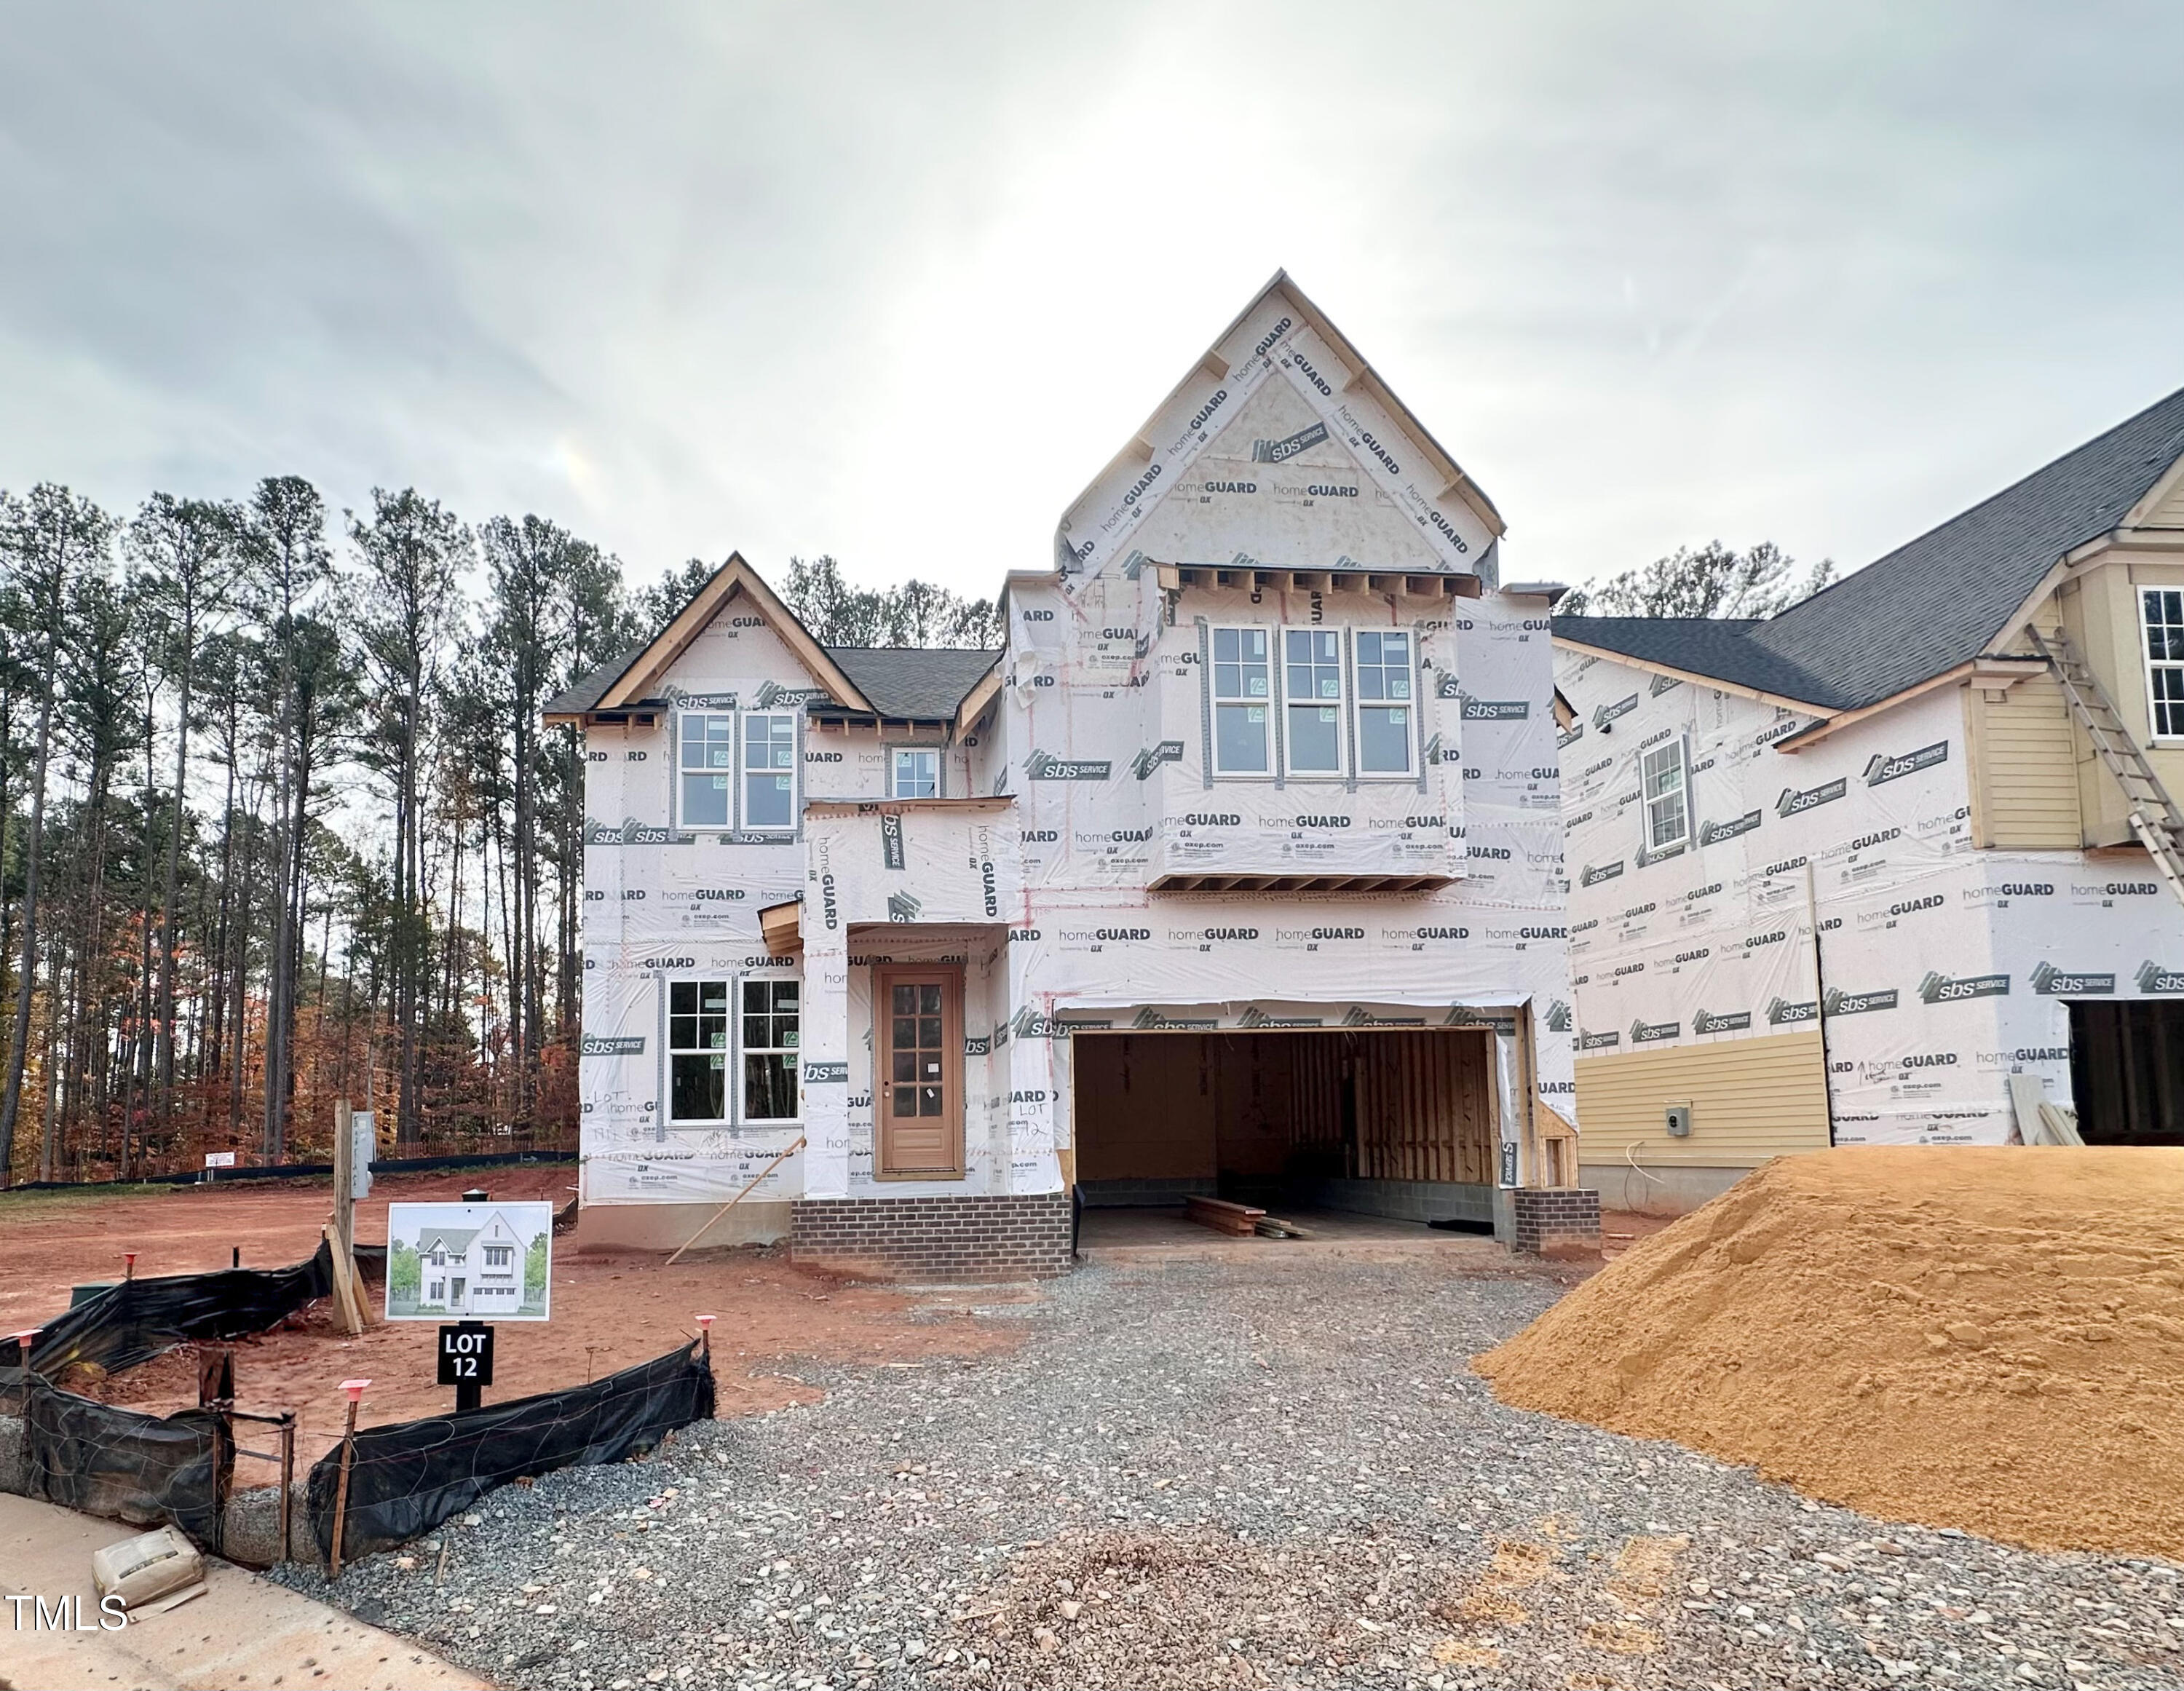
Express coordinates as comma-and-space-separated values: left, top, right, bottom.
0, 1492, 489, 1691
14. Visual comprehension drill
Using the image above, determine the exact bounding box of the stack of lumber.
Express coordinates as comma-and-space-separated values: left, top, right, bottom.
1184, 1195, 1263, 1236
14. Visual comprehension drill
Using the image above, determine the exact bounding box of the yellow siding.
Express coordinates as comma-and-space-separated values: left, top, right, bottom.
1963, 674, 2082, 848
2062, 556, 2184, 843
1573, 1031, 1829, 1168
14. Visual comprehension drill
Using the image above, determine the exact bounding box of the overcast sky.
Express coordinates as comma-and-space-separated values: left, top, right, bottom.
4, 1, 2180, 604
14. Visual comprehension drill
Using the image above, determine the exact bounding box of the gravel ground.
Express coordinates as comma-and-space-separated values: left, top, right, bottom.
278, 1255, 2184, 1691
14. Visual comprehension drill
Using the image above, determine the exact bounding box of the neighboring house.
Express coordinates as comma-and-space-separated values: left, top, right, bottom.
546, 272, 1583, 1275
1554, 387, 2184, 1213
414, 1210, 526, 1314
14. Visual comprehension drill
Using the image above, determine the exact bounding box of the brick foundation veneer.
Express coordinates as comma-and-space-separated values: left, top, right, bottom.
1511, 1187, 1602, 1256
789, 1192, 1075, 1280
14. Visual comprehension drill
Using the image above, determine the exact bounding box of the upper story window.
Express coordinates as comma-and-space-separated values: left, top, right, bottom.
1641, 737, 1690, 853
678, 713, 735, 827
1284, 629, 1345, 776
741, 713, 799, 830
892, 746, 941, 799
1211, 627, 1272, 774
483, 1245, 513, 1269
676, 710, 802, 831
1355, 631, 1415, 775
2143, 590, 2184, 738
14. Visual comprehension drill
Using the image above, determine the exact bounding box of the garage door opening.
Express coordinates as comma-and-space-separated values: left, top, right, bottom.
1069, 1029, 1500, 1239
2068, 1001, 2184, 1144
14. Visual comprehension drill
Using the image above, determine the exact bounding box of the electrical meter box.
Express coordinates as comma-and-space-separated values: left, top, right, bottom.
1664, 1102, 1693, 1138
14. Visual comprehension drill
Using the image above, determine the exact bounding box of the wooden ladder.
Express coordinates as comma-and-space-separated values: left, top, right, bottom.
2026, 623, 2184, 910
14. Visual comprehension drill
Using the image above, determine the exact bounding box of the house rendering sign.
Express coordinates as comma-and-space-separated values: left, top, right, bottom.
384, 1201, 554, 1321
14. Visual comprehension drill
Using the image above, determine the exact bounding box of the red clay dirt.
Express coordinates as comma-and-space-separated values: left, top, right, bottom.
0, 1170, 1023, 1466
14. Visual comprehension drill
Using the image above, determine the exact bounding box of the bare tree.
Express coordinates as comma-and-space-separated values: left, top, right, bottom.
1556, 540, 1835, 620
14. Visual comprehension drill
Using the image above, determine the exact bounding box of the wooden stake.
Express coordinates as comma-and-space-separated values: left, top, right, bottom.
664, 1136, 807, 1267
329, 1379, 369, 1577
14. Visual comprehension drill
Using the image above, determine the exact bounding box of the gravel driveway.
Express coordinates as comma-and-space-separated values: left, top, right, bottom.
280, 1254, 2184, 1690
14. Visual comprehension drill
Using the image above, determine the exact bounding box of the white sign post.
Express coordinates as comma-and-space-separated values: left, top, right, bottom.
383, 1201, 553, 1323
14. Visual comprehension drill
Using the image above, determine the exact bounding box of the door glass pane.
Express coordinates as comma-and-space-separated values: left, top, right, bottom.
893, 1085, 917, 1115
919, 985, 942, 1013
893, 985, 917, 1014
893, 1016, 917, 1048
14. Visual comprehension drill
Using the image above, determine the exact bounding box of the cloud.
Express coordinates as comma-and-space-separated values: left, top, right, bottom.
2, 0, 2180, 598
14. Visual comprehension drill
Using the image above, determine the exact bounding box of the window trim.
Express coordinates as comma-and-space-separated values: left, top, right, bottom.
1207, 625, 1275, 778
739, 710, 802, 833
1281, 626, 1350, 780
1640, 735, 1692, 855
673, 709, 739, 833
874, 964, 965, 1181
739, 975, 803, 1124
887, 742, 944, 800
1350, 627, 1419, 780
664, 975, 736, 1128
2141, 588, 2184, 742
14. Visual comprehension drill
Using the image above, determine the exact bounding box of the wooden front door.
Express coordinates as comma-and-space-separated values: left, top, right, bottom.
877, 966, 964, 1178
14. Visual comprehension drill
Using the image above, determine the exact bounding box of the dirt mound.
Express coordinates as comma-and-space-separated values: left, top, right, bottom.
1475, 1147, 2184, 1559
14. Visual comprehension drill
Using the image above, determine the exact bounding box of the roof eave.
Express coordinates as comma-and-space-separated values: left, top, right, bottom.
1550, 632, 1840, 718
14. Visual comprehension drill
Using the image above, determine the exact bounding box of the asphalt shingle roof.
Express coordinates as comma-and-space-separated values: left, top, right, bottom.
1561, 385, 2184, 711
823, 646, 999, 719
542, 641, 1000, 721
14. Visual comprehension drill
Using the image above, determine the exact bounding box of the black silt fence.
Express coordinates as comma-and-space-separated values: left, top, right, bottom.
1, 1240, 334, 1382
308, 1339, 716, 1561
21, 1378, 234, 1550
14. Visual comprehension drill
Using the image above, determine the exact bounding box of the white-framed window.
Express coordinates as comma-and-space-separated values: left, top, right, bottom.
742, 979, 801, 1120
668, 978, 732, 1123
1283, 627, 1346, 776
891, 745, 941, 799
741, 712, 799, 830
1641, 737, 1690, 853
483, 1245, 513, 1269
2143, 589, 2184, 738
1354, 630, 1415, 775
677, 711, 735, 828
1210, 627, 1272, 775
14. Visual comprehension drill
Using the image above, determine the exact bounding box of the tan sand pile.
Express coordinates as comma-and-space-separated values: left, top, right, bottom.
1475, 1146, 2184, 1559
